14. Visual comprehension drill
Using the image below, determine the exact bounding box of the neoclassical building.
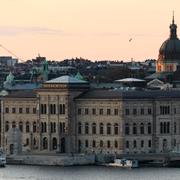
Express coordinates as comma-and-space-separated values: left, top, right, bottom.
1, 75, 180, 155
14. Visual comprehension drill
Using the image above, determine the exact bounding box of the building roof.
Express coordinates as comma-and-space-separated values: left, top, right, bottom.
5, 91, 36, 98
76, 89, 180, 100
115, 78, 145, 82
45, 75, 87, 84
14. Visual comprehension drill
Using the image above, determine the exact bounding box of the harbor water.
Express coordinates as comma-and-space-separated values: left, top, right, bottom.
0, 165, 180, 180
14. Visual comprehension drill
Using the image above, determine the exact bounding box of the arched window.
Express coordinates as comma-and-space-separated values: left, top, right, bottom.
26, 121, 30, 133
85, 123, 89, 134
5, 121, 9, 132
33, 122, 36, 133
133, 123, 137, 134
19, 121, 23, 132
140, 123, 144, 134
107, 140, 111, 148
78, 122, 82, 134
114, 123, 119, 135
133, 140, 137, 148
99, 123, 104, 135
107, 123, 111, 135
100, 140, 103, 147
92, 123, 96, 134
114, 140, 118, 148
148, 123, 151, 134
43, 137, 48, 149
125, 123, 129, 135
12, 121, 16, 128
85, 140, 89, 148
52, 137, 57, 150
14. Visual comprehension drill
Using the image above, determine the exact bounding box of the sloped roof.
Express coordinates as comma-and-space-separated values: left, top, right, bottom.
46, 75, 87, 84
115, 78, 145, 82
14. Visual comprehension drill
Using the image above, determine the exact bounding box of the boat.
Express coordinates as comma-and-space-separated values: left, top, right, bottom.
0, 149, 6, 167
108, 159, 139, 168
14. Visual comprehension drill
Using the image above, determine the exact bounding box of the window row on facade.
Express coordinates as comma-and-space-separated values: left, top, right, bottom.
125, 122, 152, 135
125, 139, 152, 149
125, 108, 152, 116
5, 107, 36, 114
77, 108, 119, 116
40, 104, 65, 115
78, 122, 119, 135
78, 139, 119, 151
5, 121, 66, 134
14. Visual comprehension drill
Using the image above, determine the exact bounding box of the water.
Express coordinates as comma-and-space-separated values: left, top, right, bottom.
0, 165, 180, 180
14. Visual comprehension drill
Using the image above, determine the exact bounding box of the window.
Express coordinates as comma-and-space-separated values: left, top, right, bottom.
78, 122, 82, 134
5, 121, 9, 132
26, 122, 30, 133
148, 108, 152, 115
174, 108, 177, 114
59, 104, 65, 114
85, 140, 89, 148
78, 108, 81, 115
50, 104, 56, 114
19, 108, 23, 114
26, 138, 29, 146
125, 123, 129, 135
59, 122, 65, 134
133, 140, 137, 148
12, 121, 16, 128
140, 123, 144, 134
19, 121, 23, 132
33, 108, 36, 114
92, 108, 96, 115
107, 140, 111, 148
133, 109, 137, 115
141, 140, 144, 148
148, 140, 151, 148
50, 122, 56, 133
133, 123, 137, 134
33, 122, 36, 133
85, 123, 89, 134
40, 104, 47, 114
126, 141, 129, 148
85, 108, 89, 115
148, 123, 151, 134
92, 140, 96, 148
114, 123, 119, 135
107, 123, 111, 135
114, 109, 118, 115
114, 140, 118, 148
99, 109, 103, 115
174, 122, 177, 134
92, 123, 96, 134
140, 108, 144, 115
26, 108, 30, 114
5, 107, 9, 113
160, 122, 170, 134
12, 108, 16, 113
107, 109, 111, 115
160, 105, 170, 115
125, 109, 129, 115
100, 140, 103, 147
100, 123, 104, 135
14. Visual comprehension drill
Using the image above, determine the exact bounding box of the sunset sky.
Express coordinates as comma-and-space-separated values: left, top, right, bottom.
0, 0, 180, 61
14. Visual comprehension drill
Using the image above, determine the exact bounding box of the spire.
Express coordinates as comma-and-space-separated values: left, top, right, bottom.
169, 11, 177, 39
172, 10, 175, 24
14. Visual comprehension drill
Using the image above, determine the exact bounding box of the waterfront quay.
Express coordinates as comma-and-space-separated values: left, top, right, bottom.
5, 152, 180, 167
